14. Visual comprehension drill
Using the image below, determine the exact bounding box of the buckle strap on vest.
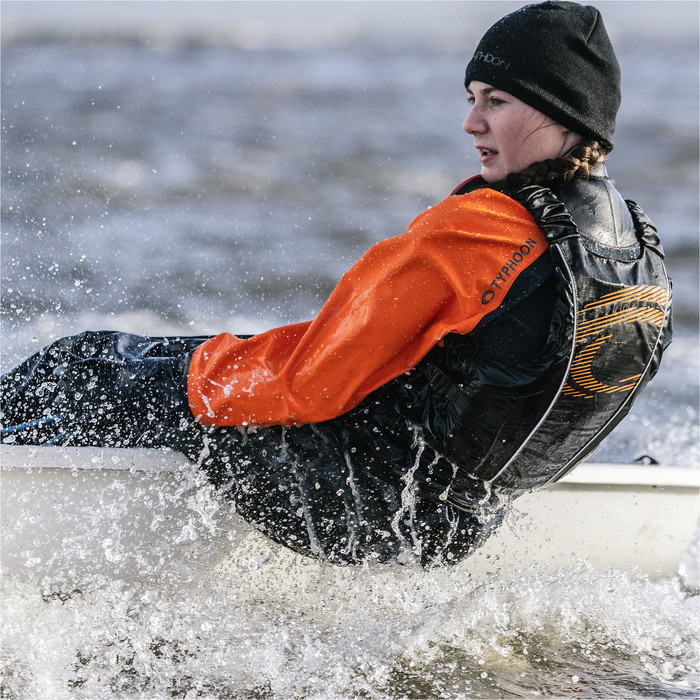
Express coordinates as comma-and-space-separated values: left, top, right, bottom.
422, 365, 471, 411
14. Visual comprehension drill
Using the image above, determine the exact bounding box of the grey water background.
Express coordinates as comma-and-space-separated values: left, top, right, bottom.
1, 2, 699, 699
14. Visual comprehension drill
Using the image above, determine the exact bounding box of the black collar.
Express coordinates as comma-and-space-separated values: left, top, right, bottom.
588, 161, 608, 179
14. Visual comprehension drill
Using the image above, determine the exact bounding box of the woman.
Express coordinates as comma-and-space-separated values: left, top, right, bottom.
1, 1, 672, 567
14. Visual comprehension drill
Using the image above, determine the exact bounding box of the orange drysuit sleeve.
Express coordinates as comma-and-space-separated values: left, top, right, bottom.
188, 189, 547, 426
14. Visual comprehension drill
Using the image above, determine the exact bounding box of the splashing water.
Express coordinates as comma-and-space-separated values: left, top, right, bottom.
1, 460, 698, 699
2, 558, 698, 698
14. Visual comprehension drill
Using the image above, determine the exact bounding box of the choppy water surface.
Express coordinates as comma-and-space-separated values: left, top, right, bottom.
2, 460, 698, 700
1, 2, 699, 698
2, 561, 698, 699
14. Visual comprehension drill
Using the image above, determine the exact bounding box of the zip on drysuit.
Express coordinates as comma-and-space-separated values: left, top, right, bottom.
0, 167, 672, 566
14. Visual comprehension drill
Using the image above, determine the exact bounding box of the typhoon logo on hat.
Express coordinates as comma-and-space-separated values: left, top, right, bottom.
472, 51, 511, 70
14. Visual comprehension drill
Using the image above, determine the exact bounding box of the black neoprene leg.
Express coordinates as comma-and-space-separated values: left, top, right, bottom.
0, 331, 207, 451
1, 331, 496, 567
197, 418, 498, 566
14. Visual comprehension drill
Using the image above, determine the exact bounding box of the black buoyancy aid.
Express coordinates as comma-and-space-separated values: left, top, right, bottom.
490, 184, 670, 491
407, 174, 672, 506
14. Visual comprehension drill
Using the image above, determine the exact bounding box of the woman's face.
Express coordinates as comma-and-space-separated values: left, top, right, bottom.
464, 81, 581, 182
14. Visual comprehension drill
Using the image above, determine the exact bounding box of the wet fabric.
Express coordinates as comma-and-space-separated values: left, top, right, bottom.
188, 189, 549, 427
0, 330, 502, 567
488, 187, 671, 489
413, 181, 671, 499
0, 333, 202, 452
0, 173, 671, 567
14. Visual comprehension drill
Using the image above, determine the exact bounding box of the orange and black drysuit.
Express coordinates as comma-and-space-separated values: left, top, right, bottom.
0, 165, 672, 566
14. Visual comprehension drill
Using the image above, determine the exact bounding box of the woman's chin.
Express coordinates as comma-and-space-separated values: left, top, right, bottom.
480, 169, 502, 183
479, 162, 508, 183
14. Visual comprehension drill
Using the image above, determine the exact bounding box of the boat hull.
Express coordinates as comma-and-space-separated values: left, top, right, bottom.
1, 445, 697, 590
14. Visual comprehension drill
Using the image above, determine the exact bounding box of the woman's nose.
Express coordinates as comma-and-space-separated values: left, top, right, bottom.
463, 107, 484, 135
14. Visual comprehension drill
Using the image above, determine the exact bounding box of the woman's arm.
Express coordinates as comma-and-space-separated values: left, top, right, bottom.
188, 190, 547, 426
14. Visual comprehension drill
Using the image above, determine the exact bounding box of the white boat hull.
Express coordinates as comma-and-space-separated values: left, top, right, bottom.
1, 445, 698, 591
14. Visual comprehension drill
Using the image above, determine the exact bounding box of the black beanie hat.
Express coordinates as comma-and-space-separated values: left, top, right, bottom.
464, 1, 621, 150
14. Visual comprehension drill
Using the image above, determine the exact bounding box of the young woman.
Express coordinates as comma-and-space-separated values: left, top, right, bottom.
1, 1, 672, 567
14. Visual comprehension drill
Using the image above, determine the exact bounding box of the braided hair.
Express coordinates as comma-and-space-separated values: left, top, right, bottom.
503, 139, 608, 189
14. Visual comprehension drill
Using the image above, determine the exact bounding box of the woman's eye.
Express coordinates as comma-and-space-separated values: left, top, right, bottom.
467, 95, 475, 105
490, 97, 504, 106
